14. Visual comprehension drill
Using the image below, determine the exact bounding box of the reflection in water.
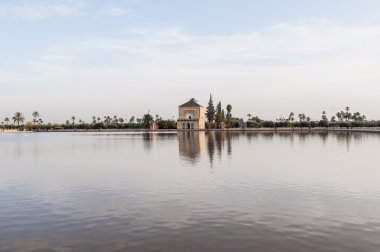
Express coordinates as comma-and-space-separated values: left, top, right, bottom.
177, 131, 205, 164
205, 132, 236, 166
1, 132, 380, 252
177, 131, 376, 166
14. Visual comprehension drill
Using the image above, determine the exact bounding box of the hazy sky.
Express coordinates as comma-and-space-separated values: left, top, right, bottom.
1, 0, 380, 123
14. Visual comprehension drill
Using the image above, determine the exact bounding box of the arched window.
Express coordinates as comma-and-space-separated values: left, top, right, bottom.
185, 112, 194, 119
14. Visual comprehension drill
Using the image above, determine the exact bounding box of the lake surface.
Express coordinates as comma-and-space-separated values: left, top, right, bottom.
1, 131, 380, 252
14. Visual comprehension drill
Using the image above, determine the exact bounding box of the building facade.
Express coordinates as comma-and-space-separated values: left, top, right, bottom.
177, 98, 205, 130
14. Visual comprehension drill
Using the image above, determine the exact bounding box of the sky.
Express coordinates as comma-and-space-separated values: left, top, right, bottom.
1, 0, 380, 123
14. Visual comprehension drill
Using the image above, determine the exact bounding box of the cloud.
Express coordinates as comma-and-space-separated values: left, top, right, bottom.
0, 1, 83, 20
1, 22, 380, 121
98, 4, 131, 17
0, 1, 131, 20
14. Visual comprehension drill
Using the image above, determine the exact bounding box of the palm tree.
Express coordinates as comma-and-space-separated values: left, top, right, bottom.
288, 112, 295, 124
4, 117, 10, 125
12, 112, 25, 126
71, 116, 76, 124
322, 111, 327, 121
32, 111, 39, 124
97, 117, 101, 123
92, 116, 96, 124
336, 112, 341, 121
247, 114, 252, 121
345, 106, 351, 121
298, 113, 303, 122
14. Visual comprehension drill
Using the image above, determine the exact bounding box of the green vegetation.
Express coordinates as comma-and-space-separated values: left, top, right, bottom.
0, 104, 379, 131
0, 111, 178, 131
206, 94, 215, 123
204, 93, 379, 130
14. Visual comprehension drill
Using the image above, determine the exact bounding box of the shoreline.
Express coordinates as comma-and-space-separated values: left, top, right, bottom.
2, 127, 380, 134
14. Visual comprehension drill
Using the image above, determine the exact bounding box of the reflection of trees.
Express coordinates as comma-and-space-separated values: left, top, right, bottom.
261, 132, 274, 140
297, 132, 308, 144
246, 132, 259, 142
207, 132, 215, 166
227, 133, 232, 155
177, 131, 376, 167
334, 132, 366, 151
206, 132, 237, 166
215, 132, 223, 158
144, 133, 177, 152
143, 133, 153, 152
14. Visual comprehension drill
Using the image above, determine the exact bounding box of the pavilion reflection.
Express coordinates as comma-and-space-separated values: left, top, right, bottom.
177, 131, 205, 164
178, 131, 236, 166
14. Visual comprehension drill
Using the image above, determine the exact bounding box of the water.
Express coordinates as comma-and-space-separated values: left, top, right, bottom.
1, 131, 380, 252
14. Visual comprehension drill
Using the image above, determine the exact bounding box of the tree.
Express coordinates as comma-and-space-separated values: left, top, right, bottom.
298, 113, 306, 122
118, 118, 124, 123
129, 116, 135, 123
336, 112, 342, 121
71, 116, 76, 124
206, 94, 215, 123
142, 114, 153, 128
92, 116, 96, 124
215, 101, 223, 126
66, 120, 70, 125
32, 111, 39, 125
322, 111, 328, 121
155, 114, 160, 123
226, 104, 232, 127
4, 117, 10, 125
345, 106, 351, 121
97, 117, 101, 123
251, 116, 262, 123
288, 112, 295, 123
247, 114, 252, 121
103, 116, 111, 124
12, 112, 25, 126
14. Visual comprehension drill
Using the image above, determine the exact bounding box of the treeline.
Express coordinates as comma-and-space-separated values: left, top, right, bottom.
205, 95, 379, 129
1, 112, 177, 130
1, 104, 379, 131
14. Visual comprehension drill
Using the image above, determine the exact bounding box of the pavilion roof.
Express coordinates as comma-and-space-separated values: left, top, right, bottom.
179, 98, 203, 107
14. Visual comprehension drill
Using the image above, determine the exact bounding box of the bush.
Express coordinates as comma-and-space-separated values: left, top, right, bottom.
261, 121, 275, 128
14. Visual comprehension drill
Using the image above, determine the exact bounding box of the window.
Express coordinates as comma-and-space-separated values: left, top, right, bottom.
185, 112, 194, 119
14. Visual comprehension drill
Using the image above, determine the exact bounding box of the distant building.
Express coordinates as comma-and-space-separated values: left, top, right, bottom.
177, 98, 205, 130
